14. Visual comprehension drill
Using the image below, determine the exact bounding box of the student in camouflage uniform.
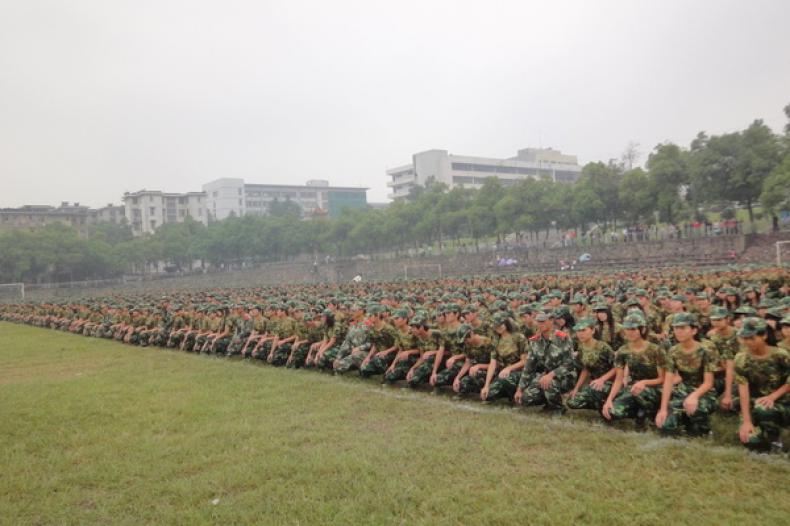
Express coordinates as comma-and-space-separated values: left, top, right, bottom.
706, 306, 740, 409
734, 317, 790, 451
312, 308, 350, 370
514, 311, 575, 413
266, 304, 297, 365
566, 317, 616, 411
655, 313, 720, 436
359, 307, 400, 378
602, 312, 667, 425
480, 312, 527, 402
404, 317, 445, 387
452, 324, 495, 395
380, 310, 421, 383
333, 306, 374, 374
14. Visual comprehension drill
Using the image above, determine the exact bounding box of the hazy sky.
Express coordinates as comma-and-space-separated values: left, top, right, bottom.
1, 0, 789, 207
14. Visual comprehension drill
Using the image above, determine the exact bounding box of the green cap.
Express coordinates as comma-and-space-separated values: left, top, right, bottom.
779, 316, 790, 327
592, 302, 609, 311
392, 308, 410, 319
491, 312, 509, 326
572, 317, 596, 331
621, 312, 646, 329
671, 312, 698, 327
569, 294, 587, 305
409, 316, 427, 327
733, 305, 757, 316
737, 317, 767, 338
534, 311, 554, 322
456, 324, 473, 344
709, 306, 729, 320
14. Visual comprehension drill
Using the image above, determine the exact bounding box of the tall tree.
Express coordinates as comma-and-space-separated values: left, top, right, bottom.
646, 143, 689, 223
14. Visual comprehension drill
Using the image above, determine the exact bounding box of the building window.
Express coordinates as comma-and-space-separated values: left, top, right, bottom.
238, 188, 242, 195
150, 219, 156, 230
149, 207, 156, 215
238, 199, 242, 206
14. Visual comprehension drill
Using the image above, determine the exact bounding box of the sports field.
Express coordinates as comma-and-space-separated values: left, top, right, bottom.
1, 322, 788, 525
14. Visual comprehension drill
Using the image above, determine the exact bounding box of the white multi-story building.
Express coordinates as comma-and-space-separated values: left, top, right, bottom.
122, 190, 207, 236
387, 147, 582, 200
203, 178, 368, 221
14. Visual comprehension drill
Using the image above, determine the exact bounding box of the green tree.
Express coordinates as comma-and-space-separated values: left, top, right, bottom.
646, 143, 688, 223
760, 155, 790, 215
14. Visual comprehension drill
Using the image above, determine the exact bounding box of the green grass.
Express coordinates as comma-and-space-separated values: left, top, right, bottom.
1, 322, 788, 525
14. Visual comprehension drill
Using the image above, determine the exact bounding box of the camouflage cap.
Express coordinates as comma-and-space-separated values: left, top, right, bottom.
456, 323, 473, 344
670, 294, 686, 302
517, 304, 535, 315
461, 305, 478, 314
621, 312, 646, 329
534, 311, 554, 322
569, 294, 587, 305
572, 317, 596, 331
757, 298, 776, 309
366, 304, 385, 316
591, 302, 609, 311
634, 289, 649, 297
392, 308, 410, 319
709, 306, 730, 320
733, 305, 757, 316
491, 312, 509, 326
671, 312, 698, 327
737, 317, 767, 338
409, 315, 427, 327
445, 304, 461, 314
779, 315, 790, 327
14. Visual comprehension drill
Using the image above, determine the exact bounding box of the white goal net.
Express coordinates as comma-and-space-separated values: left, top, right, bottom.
0, 283, 25, 303
404, 264, 443, 280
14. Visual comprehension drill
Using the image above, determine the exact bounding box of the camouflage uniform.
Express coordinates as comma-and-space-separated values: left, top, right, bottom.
566, 340, 615, 410
659, 343, 721, 435
359, 323, 399, 377
709, 329, 739, 395
518, 331, 576, 410
609, 341, 667, 420
734, 347, 790, 448
404, 329, 444, 387
456, 337, 495, 394
381, 327, 419, 383
314, 318, 348, 370
268, 316, 295, 365
333, 322, 372, 373
478, 332, 526, 400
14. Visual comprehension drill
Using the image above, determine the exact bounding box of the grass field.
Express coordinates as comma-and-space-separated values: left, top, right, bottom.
1, 322, 788, 525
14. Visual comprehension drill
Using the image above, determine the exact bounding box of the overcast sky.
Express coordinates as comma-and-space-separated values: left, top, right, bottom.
1, 0, 789, 207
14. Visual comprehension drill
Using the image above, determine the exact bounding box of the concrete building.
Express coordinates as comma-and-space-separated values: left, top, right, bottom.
122, 190, 207, 236
0, 202, 94, 236
203, 178, 368, 221
90, 204, 127, 225
387, 147, 582, 200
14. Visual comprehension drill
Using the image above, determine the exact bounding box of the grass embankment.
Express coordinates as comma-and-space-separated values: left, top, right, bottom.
1, 322, 788, 525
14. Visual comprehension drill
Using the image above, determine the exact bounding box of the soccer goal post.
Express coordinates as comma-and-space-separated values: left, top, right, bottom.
0, 282, 25, 302
404, 263, 442, 280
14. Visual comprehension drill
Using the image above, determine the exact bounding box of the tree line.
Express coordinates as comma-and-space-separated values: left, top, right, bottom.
1, 105, 789, 284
